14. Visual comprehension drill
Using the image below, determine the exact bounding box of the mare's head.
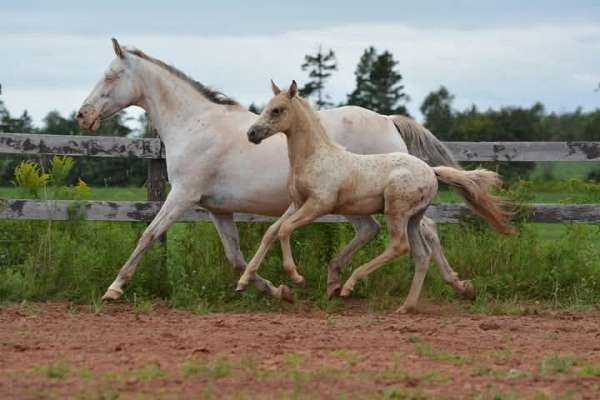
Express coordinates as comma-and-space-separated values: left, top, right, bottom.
76, 38, 142, 132
247, 80, 299, 144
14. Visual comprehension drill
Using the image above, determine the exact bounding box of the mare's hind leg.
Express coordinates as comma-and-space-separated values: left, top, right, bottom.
421, 217, 475, 300
327, 216, 381, 298
210, 213, 293, 302
397, 210, 432, 313
339, 213, 410, 297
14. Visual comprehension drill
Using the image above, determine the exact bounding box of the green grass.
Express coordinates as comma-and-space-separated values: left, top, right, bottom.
0, 185, 146, 201
0, 175, 599, 312
531, 162, 598, 180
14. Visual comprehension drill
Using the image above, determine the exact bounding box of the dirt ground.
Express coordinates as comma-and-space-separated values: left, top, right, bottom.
1, 302, 600, 399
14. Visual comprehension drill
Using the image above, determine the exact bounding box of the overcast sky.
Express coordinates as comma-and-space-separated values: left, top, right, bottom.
2, 0, 600, 127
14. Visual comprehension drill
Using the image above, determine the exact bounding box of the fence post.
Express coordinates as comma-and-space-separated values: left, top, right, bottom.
147, 139, 169, 298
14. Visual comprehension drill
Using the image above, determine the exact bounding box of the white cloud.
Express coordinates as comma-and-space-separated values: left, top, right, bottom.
2, 22, 600, 127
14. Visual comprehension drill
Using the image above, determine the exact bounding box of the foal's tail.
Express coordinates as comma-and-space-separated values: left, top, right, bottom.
432, 166, 515, 235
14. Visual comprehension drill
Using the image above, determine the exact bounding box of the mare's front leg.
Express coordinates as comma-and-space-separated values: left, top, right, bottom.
210, 213, 293, 302
102, 189, 195, 300
326, 216, 381, 298
235, 204, 297, 291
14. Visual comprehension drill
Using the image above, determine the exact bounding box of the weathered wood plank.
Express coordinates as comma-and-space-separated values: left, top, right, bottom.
2, 133, 600, 162
0, 133, 162, 159
1, 200, 599, 224
447, 141, 600, 162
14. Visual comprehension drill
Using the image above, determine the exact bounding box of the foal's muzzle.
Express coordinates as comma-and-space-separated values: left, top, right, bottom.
247, 126, 268, 144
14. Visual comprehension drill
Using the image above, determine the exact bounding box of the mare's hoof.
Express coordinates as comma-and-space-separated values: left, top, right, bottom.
396, 304, 417, 314
102, 288, 123, 301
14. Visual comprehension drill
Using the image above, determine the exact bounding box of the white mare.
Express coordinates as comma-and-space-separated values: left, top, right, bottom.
77, 39, 474, 302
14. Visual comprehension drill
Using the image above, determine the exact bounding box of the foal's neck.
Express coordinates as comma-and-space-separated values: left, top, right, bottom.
285, 99, 338, 169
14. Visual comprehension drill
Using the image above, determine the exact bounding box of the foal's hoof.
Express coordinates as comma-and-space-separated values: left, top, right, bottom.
102, 288, 123, 301
339, 285, 353, 298
235, 281, 249, 292
459, 280, 476, 301
276, 285, 294, 303
291, 274, 305, 287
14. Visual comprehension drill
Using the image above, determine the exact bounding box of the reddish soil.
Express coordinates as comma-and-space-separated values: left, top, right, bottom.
1, 302, 600, 399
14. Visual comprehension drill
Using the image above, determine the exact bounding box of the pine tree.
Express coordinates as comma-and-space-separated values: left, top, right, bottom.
347, 47, 410, 116
299, 45, 338, 109
420, 86, 455, 138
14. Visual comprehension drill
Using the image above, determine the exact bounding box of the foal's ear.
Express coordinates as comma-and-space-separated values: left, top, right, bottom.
271, 80, 281, 95
112, 38, 125, 59
289, 80, 298, 98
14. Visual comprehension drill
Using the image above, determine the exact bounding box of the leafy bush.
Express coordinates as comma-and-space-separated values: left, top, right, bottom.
12, 160, 49, 198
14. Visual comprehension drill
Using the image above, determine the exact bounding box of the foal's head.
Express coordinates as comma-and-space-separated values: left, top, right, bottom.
76, 38, 142, 132
247, 80, 299, 144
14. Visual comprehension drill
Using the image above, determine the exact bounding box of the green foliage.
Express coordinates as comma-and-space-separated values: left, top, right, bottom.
299, 45, 338, 109
49, 155, 75, 187
420, 85, 454, 136
347, 46, 409, 116
12, 160, 50, 198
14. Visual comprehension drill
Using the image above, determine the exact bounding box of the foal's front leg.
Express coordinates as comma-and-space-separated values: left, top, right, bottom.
235, 204, 297, 291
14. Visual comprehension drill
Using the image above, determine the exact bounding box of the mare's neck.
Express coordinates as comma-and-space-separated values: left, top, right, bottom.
133, 60, 221, 146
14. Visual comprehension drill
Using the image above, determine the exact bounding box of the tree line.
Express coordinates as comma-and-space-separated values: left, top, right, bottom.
1, 45, 599, 185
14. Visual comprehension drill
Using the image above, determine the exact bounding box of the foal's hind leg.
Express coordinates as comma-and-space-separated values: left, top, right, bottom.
340, 213, 410, 297
280, 236, 306, 285
327, 216, 381, 298
421, 217, 475, 300
397, 210, 432, 313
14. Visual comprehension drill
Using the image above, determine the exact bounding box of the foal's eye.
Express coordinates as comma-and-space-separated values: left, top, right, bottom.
271, 107, 283, 117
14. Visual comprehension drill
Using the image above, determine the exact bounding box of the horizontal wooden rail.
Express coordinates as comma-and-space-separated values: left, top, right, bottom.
1, 133, 600, 162
0, 133, 162, 159
1, 199, 599, 224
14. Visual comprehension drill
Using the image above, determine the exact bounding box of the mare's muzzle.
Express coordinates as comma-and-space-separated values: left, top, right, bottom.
76, 104, 102, 132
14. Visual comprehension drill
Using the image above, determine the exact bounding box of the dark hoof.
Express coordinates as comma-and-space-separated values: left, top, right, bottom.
459, 280, 476, 301
278, 285, 294, 303
327, 284, 341, 299
235, 281, 248, 292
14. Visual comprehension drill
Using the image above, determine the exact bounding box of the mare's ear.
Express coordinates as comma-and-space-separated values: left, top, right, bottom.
271, 80, 281, 95
288, 80, 297, 98
112, 38, 125, 59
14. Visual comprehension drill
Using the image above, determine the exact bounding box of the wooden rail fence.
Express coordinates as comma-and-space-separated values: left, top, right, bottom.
1, 132, 599, 224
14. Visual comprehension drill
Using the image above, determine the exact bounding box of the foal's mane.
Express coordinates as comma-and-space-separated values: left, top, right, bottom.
126, 48, 240, 107
292, 94, 344, 150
